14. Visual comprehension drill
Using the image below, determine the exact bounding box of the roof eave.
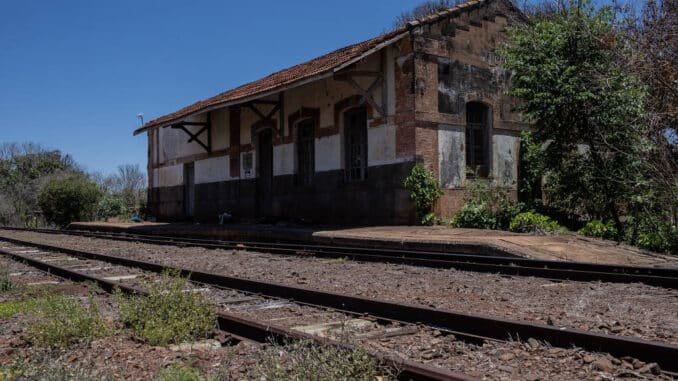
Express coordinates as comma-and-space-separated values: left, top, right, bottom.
132, 31, 408, 136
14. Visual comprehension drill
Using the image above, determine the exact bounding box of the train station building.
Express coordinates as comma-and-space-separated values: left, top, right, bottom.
134, 0, 528, 225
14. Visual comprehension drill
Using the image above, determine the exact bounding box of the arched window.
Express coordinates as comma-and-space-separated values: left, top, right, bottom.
296, 118, 315, 185
466, 102, 490, 178
344, 107, 368, 181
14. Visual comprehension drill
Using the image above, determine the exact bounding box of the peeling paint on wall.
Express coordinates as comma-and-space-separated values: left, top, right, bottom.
492, 134, 519, 187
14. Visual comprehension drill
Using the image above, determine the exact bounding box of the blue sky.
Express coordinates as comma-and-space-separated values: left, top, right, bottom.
0, 1, 425, 175
0, 0, 628, 175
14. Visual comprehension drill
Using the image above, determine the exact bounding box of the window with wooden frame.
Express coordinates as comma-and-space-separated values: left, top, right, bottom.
296, 118, 315, 185
344, 107, 368, 182
465, 102, 490, 178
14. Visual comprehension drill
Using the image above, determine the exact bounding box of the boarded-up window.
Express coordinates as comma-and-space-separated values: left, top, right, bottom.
296, 119, 315, 185
344, 107, 368, 181
466, 102, 490, 178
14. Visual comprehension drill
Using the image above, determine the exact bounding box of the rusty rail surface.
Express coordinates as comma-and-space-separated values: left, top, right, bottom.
1, 234, 676, 374
0, 245, 470, 381
2, 226, 677, 288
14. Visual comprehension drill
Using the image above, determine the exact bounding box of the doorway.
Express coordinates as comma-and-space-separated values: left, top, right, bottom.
257, 129, 273, 216
183, 162, 195, 218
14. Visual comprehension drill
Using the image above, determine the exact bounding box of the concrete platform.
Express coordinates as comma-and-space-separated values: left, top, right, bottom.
69, 222, 678, 267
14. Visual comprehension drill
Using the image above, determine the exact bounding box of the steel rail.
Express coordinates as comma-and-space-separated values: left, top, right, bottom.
2, 227, 677, 288
1, 235, 676, 373
0, 246, 469, 381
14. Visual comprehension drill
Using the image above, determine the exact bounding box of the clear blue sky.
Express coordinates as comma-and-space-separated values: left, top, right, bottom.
0, 0, 626, 175
0, 1, 425, 175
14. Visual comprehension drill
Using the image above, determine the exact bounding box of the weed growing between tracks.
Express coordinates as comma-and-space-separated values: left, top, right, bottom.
26, 294, 109, 349
0, 265, 13, 292
254, 340, 397, 381
114, 270, 217, 346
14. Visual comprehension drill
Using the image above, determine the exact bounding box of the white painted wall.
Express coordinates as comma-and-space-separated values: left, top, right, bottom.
195, 155, 230, 184
438, 125, 465, 188
315, 134, 342, 172
156, 164, 184, 187
492, 134, 519, 187
273, 143, 295, 176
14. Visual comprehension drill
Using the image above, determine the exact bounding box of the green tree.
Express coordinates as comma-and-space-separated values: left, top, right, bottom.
0, 143, 80, 226
38, 176, 102, 227
500, 0, 650, 234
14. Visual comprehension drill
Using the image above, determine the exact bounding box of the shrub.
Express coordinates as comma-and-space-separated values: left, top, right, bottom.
509, 212, 563, 234
255, 340, 396, 381
403, 164, 443, 225
96, 195, 129, 221
634, 226, 677, 254
578, 220, 618, 240
115, 271, 216, 346
624, 215, 678, 254
451, 180, 524, 230
27, 294, 108, 348
38, 176, 102, 227
450, 202, 498, 229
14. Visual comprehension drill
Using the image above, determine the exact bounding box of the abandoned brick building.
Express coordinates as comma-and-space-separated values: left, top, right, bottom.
134, 0, 528, 225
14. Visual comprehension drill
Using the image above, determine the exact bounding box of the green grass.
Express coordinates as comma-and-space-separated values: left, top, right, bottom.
255, 340, 397, 381
154, 365, 217, 381
26, 294, 109, 349
115, 270, 217, 346
0, 353, 114, 381
0, 300, 33, 319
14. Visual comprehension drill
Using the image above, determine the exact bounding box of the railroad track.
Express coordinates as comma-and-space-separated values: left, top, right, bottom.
2, 226, 677, 288
0, 239, 469, 381
1, 234, 676, 377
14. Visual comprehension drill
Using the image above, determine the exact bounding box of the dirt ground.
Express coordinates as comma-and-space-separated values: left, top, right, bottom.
1, 248, 672, 380
70, 222, 678, 267
3, 230, 676, 347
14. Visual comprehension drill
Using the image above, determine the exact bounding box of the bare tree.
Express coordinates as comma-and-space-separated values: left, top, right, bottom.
112, 164, 147, 215
393, 0, 465, 28
616, 0, 678, 225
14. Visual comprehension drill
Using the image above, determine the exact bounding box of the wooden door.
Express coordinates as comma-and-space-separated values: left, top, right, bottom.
183, 162, 195, 218
257, 129, 273, 216
344, 107, 368, 181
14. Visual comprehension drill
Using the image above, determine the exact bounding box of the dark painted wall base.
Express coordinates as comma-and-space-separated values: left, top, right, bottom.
148, 161, 417, 225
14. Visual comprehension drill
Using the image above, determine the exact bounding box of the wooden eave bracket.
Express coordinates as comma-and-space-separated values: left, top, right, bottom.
335, 70, 385, 117
166, 112, 212, 152
245, 95, 285, 139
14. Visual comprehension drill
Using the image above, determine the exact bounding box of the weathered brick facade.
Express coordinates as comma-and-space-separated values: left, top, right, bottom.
139, 0, 528, 225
